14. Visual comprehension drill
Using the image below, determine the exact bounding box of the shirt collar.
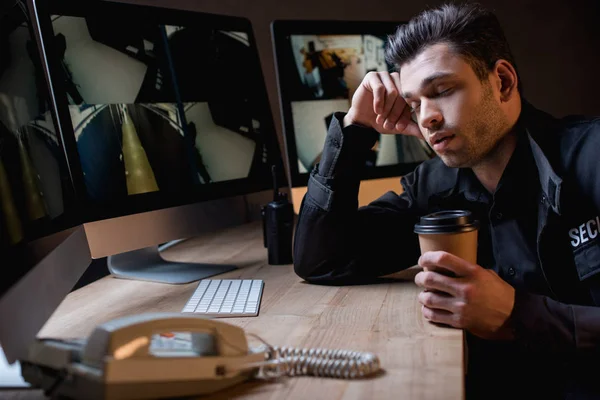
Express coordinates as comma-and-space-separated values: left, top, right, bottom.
526, 131, 562, 215
521, 100, 563, 215
454, 168, 489, 203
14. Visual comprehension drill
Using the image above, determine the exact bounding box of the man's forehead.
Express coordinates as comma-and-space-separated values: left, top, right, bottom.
399, 43, 471, 96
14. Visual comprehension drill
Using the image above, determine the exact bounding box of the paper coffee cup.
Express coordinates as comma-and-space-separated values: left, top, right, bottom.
414, 210, 479, 264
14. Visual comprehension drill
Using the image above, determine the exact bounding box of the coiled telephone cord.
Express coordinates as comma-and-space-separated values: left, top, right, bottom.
260, 345, 381, 379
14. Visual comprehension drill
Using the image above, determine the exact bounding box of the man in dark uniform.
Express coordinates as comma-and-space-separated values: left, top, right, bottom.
293, 3, 600, 399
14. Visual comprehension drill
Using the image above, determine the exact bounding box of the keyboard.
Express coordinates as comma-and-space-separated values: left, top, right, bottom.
181, 279, 264, 317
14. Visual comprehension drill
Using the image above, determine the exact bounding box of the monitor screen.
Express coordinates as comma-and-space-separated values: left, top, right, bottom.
271, 20, 434, 187
34, 0, 285, 221
0, 0, 79, 295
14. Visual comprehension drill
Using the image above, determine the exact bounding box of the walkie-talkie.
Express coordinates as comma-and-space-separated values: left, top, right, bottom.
261, 165, 294, 265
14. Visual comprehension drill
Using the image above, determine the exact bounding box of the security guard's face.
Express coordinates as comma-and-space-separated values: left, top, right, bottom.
400, 43, 512, 168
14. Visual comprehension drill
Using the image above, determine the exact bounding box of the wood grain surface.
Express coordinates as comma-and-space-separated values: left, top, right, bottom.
1, 221, 464, 400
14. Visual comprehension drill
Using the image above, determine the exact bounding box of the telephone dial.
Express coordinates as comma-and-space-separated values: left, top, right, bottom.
19, 313, 381, 399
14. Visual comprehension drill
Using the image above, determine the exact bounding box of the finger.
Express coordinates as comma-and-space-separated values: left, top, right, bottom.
384, 72, 406, 130
418, 290, 455, 312
394, 106, 423, 138
418, 251, 476, 277
389, 72, 422, 138
414, 270, 459, 296
421, 305, 456, 327
375, 73, 399, 126
383, 97, 408, 131
366, 72, 386, 116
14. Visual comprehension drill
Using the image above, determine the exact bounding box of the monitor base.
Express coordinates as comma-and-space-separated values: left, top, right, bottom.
107, 245, 237, 284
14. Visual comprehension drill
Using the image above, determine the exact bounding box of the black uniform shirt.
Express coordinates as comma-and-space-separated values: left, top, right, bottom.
293, 109, 600, 399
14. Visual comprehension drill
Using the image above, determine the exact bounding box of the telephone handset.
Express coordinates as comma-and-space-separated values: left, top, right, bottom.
20, 313, 381, 399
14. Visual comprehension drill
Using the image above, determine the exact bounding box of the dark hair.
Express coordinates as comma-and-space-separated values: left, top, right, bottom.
385, 2, 521, 92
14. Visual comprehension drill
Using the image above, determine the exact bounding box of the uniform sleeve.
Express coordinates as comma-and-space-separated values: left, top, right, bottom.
511, 291, 600, 358
293, 113, 423, 285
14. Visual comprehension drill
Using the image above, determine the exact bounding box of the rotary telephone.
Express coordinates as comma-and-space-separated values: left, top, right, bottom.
19, 313, 381, 399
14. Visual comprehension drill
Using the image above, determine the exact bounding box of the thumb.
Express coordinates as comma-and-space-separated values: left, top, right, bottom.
391, 108, 423, 139
396, 119, 423, 138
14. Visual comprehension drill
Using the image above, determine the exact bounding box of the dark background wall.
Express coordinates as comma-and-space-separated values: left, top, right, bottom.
117, 0, 600, 154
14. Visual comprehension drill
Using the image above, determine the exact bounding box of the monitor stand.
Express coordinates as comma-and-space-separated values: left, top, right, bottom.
107, 242, 237, 284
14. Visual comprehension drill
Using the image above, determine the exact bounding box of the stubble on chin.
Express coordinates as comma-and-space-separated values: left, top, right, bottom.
438, 151, 472, 169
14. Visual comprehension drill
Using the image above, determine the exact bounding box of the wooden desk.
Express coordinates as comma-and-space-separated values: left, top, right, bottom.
3, 221, 464, 400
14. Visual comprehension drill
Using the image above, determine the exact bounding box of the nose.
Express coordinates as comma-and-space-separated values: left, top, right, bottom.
419, 100, 443, 130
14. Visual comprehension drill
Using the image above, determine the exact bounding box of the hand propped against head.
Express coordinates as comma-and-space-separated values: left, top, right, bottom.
414, 251, 516, 340
343, 71, 422, 138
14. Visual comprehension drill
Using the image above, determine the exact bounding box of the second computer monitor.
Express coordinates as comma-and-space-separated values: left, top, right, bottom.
29, 0, 286, 282
271, 20, 434, 192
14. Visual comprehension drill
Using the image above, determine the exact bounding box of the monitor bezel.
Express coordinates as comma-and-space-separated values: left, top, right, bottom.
32, 0, 286, 223
271, 19, 426, 188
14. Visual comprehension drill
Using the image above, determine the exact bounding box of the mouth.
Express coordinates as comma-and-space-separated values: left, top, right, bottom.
430, 132, 456, 152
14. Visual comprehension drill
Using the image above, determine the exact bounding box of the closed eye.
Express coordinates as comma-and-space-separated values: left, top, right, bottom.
409, 88, 452, 112
432, 88, 453, 98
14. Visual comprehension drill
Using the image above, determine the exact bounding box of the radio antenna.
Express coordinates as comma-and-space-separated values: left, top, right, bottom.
271, 165, 278, 201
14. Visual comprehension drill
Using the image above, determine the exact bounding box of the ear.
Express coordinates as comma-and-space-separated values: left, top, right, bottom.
493, 60, 518, 102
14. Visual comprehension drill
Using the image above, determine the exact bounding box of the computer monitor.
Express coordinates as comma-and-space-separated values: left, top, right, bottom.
271, 20, 435, 212
0, 0, 91, 366
29, 0, 287, 283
